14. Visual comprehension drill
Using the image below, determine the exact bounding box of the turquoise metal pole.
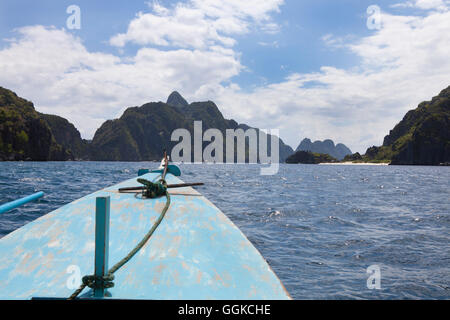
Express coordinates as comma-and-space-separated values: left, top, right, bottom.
0, 191, 44, 214
94, 196, 110, 298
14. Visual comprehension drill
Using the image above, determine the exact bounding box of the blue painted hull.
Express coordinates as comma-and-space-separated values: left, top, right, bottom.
0, 172, 290, 300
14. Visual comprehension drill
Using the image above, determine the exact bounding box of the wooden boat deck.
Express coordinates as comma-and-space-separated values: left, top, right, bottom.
0, 172, 290, 300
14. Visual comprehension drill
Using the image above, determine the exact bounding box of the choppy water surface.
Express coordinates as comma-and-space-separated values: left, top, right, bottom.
0, 162, 449, 299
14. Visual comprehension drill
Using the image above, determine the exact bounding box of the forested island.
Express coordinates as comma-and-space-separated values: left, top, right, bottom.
1, 86, 449, 165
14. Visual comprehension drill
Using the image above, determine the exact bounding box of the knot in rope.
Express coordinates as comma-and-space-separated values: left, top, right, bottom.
137, 178, 167, 199
82, 274, 115, 290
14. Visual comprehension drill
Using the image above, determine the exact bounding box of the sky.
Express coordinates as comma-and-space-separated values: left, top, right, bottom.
0, 0, 449, 153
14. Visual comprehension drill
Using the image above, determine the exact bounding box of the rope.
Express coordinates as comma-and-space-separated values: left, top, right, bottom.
137, 178, 167, 198
68, 178, 171, 300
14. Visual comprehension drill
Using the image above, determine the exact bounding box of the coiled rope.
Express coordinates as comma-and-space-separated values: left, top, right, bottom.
68, 178, 171, 300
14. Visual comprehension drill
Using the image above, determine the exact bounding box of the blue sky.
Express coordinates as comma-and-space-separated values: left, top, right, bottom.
0, 0, 449, 152
0, 0, 393, 85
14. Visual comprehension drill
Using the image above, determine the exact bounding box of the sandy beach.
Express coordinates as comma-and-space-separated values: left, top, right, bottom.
318, 162, 390, 166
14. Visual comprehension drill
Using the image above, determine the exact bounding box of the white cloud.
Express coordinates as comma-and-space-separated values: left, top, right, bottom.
391, 0, 449, 10
415, 0, 447, 9
321, 34, 354, 49
196, 8, 450, 152
0, 2, 449, 154
110, 0, 283, 49
0, 26, 241, 138
258, 40, 279, 48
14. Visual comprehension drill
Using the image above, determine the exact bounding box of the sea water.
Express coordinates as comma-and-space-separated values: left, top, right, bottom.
0, 162, 448, 299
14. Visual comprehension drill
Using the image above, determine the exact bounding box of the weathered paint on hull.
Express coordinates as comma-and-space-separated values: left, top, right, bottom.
0, 172, 290, 300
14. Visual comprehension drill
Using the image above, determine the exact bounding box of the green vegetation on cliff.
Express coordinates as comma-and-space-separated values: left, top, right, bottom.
40, 113, 90, 160
0, 87, 71, 161
364, 86, 450, 165
0, 89, 293, 162
286, 150, 337, 164
343, 152, 363, 162
4, 85, 447, 165
90, 102, 192, 161
90, 93, 294, 162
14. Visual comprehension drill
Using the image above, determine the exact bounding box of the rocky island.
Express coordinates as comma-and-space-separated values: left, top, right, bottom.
286, 151, 337, 164
0, 88, 293, 162
347, 86, 450, 165
296, 138, 352, 160
1, 85, 449, 165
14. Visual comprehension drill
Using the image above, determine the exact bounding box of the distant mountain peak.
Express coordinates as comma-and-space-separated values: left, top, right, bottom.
167, 91, 189, 109
322, 139, 335, 148
296, 138, 352, 160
